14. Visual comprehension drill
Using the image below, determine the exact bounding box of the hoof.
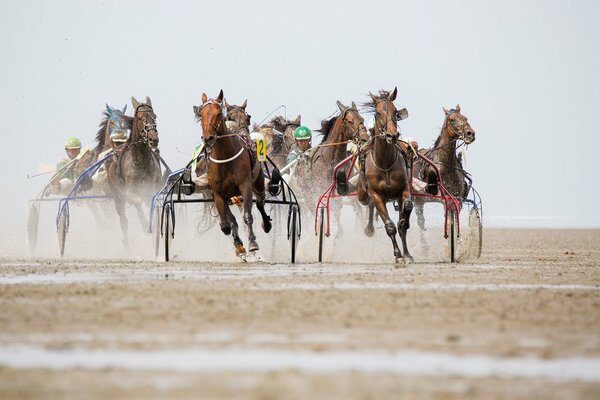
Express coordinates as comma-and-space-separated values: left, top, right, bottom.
404, 255, 414, 264
248, 241, 259, 252
235, 243, 246, 256
262, 219, 272, 234
395, 258, 408, 268
364, 225, 375, 237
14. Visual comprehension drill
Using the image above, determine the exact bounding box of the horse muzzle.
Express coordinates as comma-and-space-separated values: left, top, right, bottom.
385, 132, 398, 144
464, 130, 475, 144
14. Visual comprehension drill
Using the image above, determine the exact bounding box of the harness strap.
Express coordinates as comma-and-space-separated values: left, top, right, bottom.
209, 147, 245, 164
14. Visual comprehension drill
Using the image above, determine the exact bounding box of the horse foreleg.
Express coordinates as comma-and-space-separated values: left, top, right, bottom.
253, 179, 272, 234
364, 201, 375, 237
215, 193, 245, 256
397, 190, 413, 262
241, 182, 258, 252
372, 192, 402, 260
114, 196, 130, 249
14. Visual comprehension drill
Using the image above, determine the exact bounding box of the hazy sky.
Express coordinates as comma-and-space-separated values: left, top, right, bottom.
1, 0, 599, 233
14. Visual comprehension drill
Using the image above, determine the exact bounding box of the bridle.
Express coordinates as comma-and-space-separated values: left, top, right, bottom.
198, 99, 226, 144
226, 106, 251, 134
444, 110, 470, 143
340, 108, 367, 141
134, 104, 158, 146
373, 98, 399, 144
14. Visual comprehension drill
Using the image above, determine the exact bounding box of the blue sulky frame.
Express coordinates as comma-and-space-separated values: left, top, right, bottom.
54, 152, 118, 257
149, 152, 303, 263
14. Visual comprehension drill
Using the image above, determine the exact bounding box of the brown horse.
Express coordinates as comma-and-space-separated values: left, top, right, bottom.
294, 101, 368, 202
105, 96, 163, 247
357, 88, 413, 262
193, 90, 272, 257
413, 105, 476, 243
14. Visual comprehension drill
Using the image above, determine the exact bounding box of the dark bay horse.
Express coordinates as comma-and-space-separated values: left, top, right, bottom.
105, 96, 163, 247
413, 105, 476, 243
357, 88, 413, 262
294, 101, 368, 201
193, 90, 272, 257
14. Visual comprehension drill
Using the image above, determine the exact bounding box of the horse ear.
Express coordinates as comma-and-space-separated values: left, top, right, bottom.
106, 103, 112, 113
131, 96, 140, 110
443, 107, 449, 115
294, 115, 301, 125
145, 96, 152, 106
122, 104, 127, 113
336, 100, 346, 113
242, 99, 247, 110
389, 87, 397, 101
225, 100, 232, 111
369, 91, 378, 103
216, 90, 224, 103
201, 93, 208, 104
455, 104, 461, 112
351, 101, 357, 110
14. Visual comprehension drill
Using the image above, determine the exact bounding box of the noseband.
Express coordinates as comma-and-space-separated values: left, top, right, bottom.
135, 104, 157, 145
373, 99, 399, 143
445, 110, 469, 142
341, 108, 367, 140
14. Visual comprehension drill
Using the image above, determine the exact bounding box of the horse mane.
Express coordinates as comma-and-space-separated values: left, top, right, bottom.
316, 115, 337, 142
94, 110, 111, 153
361, 90, 391, 112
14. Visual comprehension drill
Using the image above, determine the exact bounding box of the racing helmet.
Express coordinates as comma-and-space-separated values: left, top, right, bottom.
64, 136, 82, 149
293, 126, 312, 140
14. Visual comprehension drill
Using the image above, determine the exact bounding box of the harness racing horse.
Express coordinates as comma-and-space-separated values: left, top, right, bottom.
193, 90, 272, 258
267, 115, 302, 167
195, 99, 252, 183
225, 99, 251, 136
295, 101, 368, 203
357, 88, 413, 262
413, 105, 476, 247
93, 103, 128, 159
105, 96, 163, 247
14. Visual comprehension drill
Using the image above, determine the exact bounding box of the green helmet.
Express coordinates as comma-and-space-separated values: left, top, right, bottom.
64, 136, 81, 149
293, 126, 312, 140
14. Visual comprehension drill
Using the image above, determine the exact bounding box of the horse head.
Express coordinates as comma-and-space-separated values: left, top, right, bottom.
225, 99, 251, 136
105, 103, 127, 135
131, 96, 159, 148
336, 100, 368, 142
368, 87, 400, 144
442, 104, 475, 144
193, 89, 225, 148
270, 115, 301, 153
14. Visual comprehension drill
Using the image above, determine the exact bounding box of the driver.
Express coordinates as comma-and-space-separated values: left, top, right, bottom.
286, 126, 312, 165
51, 136, 82, 194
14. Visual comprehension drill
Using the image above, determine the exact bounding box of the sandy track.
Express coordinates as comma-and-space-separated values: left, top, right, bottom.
1, 229, 599, 399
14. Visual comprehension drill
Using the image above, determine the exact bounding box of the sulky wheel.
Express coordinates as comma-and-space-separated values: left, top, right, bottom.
153, 205, 161, 258
289, 205, 300, 263
26, 202, 40, 253
318, 207, 325, 262
57, 207, 69, 257
447, 208, 456, 263
163, 204, 173, 262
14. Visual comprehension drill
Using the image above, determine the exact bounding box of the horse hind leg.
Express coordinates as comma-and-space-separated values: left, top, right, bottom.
398, 194, 414, 262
